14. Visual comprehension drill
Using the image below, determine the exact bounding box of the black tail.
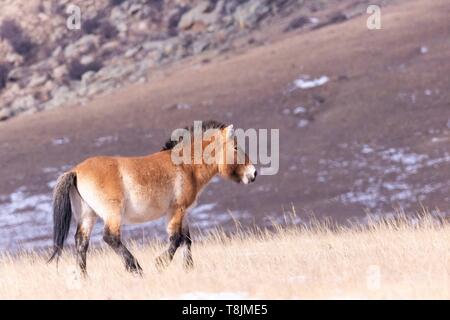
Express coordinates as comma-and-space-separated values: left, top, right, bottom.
48, 171, 77, 263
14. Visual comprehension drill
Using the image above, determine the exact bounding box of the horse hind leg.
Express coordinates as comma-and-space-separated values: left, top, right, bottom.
74, 217, 96, 276
71, 189, 97, 277
103, 219, 143, 275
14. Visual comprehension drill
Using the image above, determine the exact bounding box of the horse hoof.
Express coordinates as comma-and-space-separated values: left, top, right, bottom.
183, 260, 194, 271
126, 263, 143, 276
133, 270, 144, 277
155, 256, 169, 272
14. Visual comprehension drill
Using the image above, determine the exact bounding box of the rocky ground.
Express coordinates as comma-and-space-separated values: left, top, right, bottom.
0, 0, 387, 121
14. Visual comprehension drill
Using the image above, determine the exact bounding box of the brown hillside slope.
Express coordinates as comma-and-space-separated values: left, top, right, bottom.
0, 0, 449, 249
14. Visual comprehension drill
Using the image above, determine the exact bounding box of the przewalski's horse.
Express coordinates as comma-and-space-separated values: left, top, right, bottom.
48, 120, 257, 275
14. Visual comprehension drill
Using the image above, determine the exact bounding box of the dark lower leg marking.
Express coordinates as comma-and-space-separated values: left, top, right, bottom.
182, 228, 194, 270
75, 225, 89, 276
103, 228, 142, 274
156, 232, 183, 270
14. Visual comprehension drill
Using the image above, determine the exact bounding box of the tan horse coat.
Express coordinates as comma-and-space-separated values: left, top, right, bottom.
49, 123, 257, 275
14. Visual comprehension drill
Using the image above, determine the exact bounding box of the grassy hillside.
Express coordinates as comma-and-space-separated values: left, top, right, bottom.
1, 213, 449, 299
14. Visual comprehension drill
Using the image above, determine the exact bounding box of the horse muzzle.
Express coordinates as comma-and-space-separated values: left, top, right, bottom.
242, 166, 257, 184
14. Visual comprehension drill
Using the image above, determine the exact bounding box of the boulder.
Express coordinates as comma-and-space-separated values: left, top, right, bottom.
124, 45, 142, 58
52, 46, 62, 58
81, 70, 97, 84
284, 16, 310, 32
234, 0, 272, 29
193, 38, 211, 55
28, 74, 48, 88
64, 35, 100, 59
9, 94, 37, 114
178, 1, 223, 30
128, 3, 143, 16
45, 85, 77, 109
167, 6, 191, 36
7, 67, 28, 82
0, 107, 12, 121
5, 51, 24, 65
80, 55, 95, 65
53, 65, 68, 82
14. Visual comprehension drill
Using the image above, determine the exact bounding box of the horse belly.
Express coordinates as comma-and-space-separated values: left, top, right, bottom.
123, 201, 166, 224
119, 163, 175, 224
122, 195, 168, 224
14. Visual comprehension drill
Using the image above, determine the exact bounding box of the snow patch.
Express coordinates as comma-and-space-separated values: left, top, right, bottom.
294, 75, 329, 89
47, 180, 58, 189
52, 137, 70, 145
420, 46, 429, 54
175, 103, 191, 110
190, 203, 217, 217
336, 144, 450, 210
210, 176, 221, 184
293, 106, 307, 114
94, 135, 118, 147
0, 187, 53, 250
361, 145, 374, 154
297, 119, 309, 128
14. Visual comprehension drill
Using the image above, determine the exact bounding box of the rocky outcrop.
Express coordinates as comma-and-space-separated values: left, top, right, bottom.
0, 0, 380, 121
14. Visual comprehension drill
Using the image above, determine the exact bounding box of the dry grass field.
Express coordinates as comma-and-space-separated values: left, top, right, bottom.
0, 213, 449, 300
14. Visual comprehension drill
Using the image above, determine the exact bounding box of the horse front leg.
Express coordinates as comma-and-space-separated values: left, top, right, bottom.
103, 218, 143, 275
181, 216, 194, 270
156, 208, 185, 271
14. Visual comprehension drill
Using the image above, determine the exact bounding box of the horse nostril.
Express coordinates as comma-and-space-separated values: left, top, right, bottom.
250, 170, 257, 182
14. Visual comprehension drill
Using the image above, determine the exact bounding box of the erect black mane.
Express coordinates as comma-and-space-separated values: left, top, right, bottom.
161, 120, 228, 151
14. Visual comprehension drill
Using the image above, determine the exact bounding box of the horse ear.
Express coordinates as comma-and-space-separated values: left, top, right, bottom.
224, 124, 234, 139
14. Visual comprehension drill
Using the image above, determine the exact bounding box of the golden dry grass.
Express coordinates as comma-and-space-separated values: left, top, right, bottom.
1, 214, 449, 299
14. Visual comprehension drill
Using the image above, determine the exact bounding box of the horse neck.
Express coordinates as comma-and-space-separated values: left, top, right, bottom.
189, 163, 219, 189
